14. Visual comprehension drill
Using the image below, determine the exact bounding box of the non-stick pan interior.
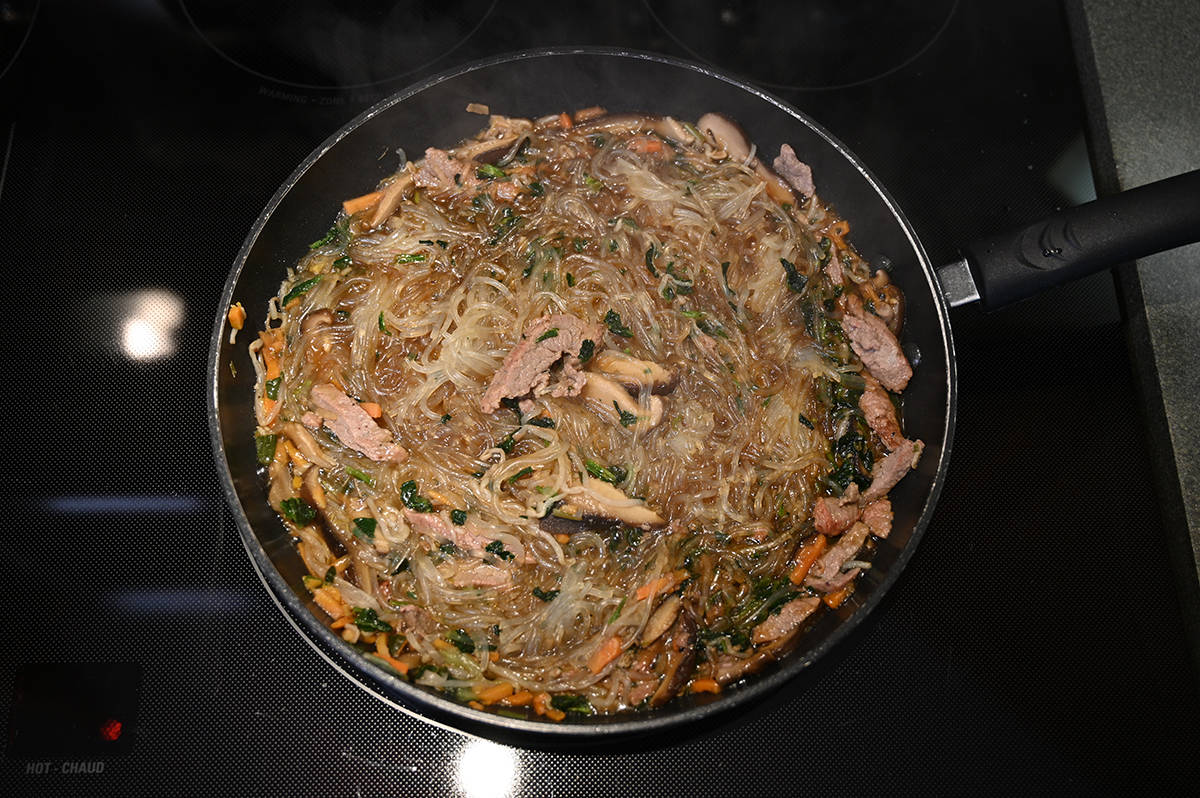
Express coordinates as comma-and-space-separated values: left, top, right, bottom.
208, 49, 955, 745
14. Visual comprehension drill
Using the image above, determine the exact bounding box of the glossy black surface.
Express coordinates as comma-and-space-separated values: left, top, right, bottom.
2, 1, 1198, 794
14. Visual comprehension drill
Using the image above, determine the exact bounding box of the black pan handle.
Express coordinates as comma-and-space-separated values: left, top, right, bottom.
952, 168, 1200, 311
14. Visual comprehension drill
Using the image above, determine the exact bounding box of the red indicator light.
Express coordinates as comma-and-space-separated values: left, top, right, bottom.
99, 718, 123, 742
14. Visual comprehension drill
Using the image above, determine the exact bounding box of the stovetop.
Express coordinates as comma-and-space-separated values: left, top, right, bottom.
2, 1, 1198, 795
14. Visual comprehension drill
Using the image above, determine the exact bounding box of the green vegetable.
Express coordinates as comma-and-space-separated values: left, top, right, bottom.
333, 255, 352, 270
614, 401, 638, 427
797, 413, 815, 430
308, 224, 343, 249
645, 244, 659, 276
400, 480, 434, 513
352, 607, 393, 633
536, 328, 559, 342
388, 634, 406, 657
680, 309, 703, 319
475, 163, 506, 179
527, 416, 555, 428
282, 276, 320, 306
485, 540, 515, 562
697, 318, 729, 339
578, 339, 595, 363
264, 376, 282, 400
378, 312, 391, 335
528, 181, 545, 197
608, 239, 618, 252
550, 694, 594, 715
781, 257, 808, 294
497, 432, 516, 454
395, 253, 427, 264
585, 459, 627, 485
280, 498, 316, 526
532, 587, 559, 602
352, 517, 377, 540
345, 466, 374, 486
573, 237, 589, 252
566, 272, 576, 287
584, 174, 603, 191
608, 597, 627, 624
490, 207, 521, 244
450, 509, 467, 526
255, 434, 278, 466
445, 628, 475, 654
506, 466, 533, 485
324, 566, 336, 583
440, 413, 452, 424
604, 309, 633, 338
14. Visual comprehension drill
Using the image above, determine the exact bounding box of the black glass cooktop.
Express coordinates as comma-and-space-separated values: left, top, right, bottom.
2, 1, 1197, 795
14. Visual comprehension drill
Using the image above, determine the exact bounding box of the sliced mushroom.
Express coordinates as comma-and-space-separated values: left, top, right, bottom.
368, 168, 416, 228
589, 352, 677, 394
299, 464, 327, 511
698, 112, 751, 161
282, 422, 334, 469
572, 105, 608, 122
641, 595, 681, 645
698, 112, 796, 205
572, 479, 665, 529
649, 607, 697, 707
301, 308, 335, 334
581, 373, 664, 428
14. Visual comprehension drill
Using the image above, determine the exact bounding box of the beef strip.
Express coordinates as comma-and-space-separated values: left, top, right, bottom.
862, 439, 924, 502
812, 484, 862, 536
858, 373, 906, 450
861, 498, 893, 539
773, 143, 815, 197
309, 384, 407, 462
413, 147, 480, 195
752, 596, 821, 644
480, 313, 603, 413
842, 294, 912, 392
805, 521, 870, 592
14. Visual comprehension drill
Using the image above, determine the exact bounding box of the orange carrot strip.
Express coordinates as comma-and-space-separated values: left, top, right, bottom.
533, 692, 565, 722
330, 615, 351, 630
823, 584, 853, 609
489, 650, 500, 663
629, 136, 664, 154
501, 691, 535, 707
689, 678, 721, 694
359, 401, 383, 418
342, 190, 384, 216
636, 576, 672, 602
468, 701, 484, 710
789, 535, 828, 585
228, 302, 246, 330
554, 533, 570, 545
588, 636, 623, 674
558, 112, 573, 129
476, 682, 516, 705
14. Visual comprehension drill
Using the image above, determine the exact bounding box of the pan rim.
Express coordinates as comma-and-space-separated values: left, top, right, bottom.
207, 45, 958, 744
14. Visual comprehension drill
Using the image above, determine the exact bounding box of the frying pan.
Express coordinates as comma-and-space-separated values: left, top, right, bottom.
207, 49, 1200, 746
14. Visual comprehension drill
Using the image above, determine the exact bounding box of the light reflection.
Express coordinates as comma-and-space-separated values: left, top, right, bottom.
120, 289, 184, 361
46, 495, 204, 514
457, 739, 518, 798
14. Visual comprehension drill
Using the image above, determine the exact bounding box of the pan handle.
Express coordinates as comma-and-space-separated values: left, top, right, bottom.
941, 168, 1200, 311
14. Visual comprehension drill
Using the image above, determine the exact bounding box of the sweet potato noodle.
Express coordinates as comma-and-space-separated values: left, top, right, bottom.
246, 107, 921, 720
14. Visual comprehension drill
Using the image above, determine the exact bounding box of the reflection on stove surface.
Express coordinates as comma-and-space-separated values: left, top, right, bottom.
179, 0, 496, 89
0, 0, 38, 81
644, 0, 957, 90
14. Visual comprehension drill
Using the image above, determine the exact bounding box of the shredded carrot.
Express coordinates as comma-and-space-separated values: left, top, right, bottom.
789, 535, 828, 585
501, 690, 535, 707
823, 584, 854, 609
330, 615, 351, 630
826, 219, 850, 248
588, 635, 623, 674
533, 692, 565, 721
468, 701, 484, 710
359, 401, 383, 418
554, 533, 570, 545
629, 136, 664, 154
489, 650, 500, 663
433, 638, 454, 652
476, 682, 515, 705
258, 328, 284, 417
558, 111, 573, 129
312, 586, 345, 618
635, 569, 688, 601
227, 302, 245, 330
342, 190, 383, 216
689, 678, 721, 694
